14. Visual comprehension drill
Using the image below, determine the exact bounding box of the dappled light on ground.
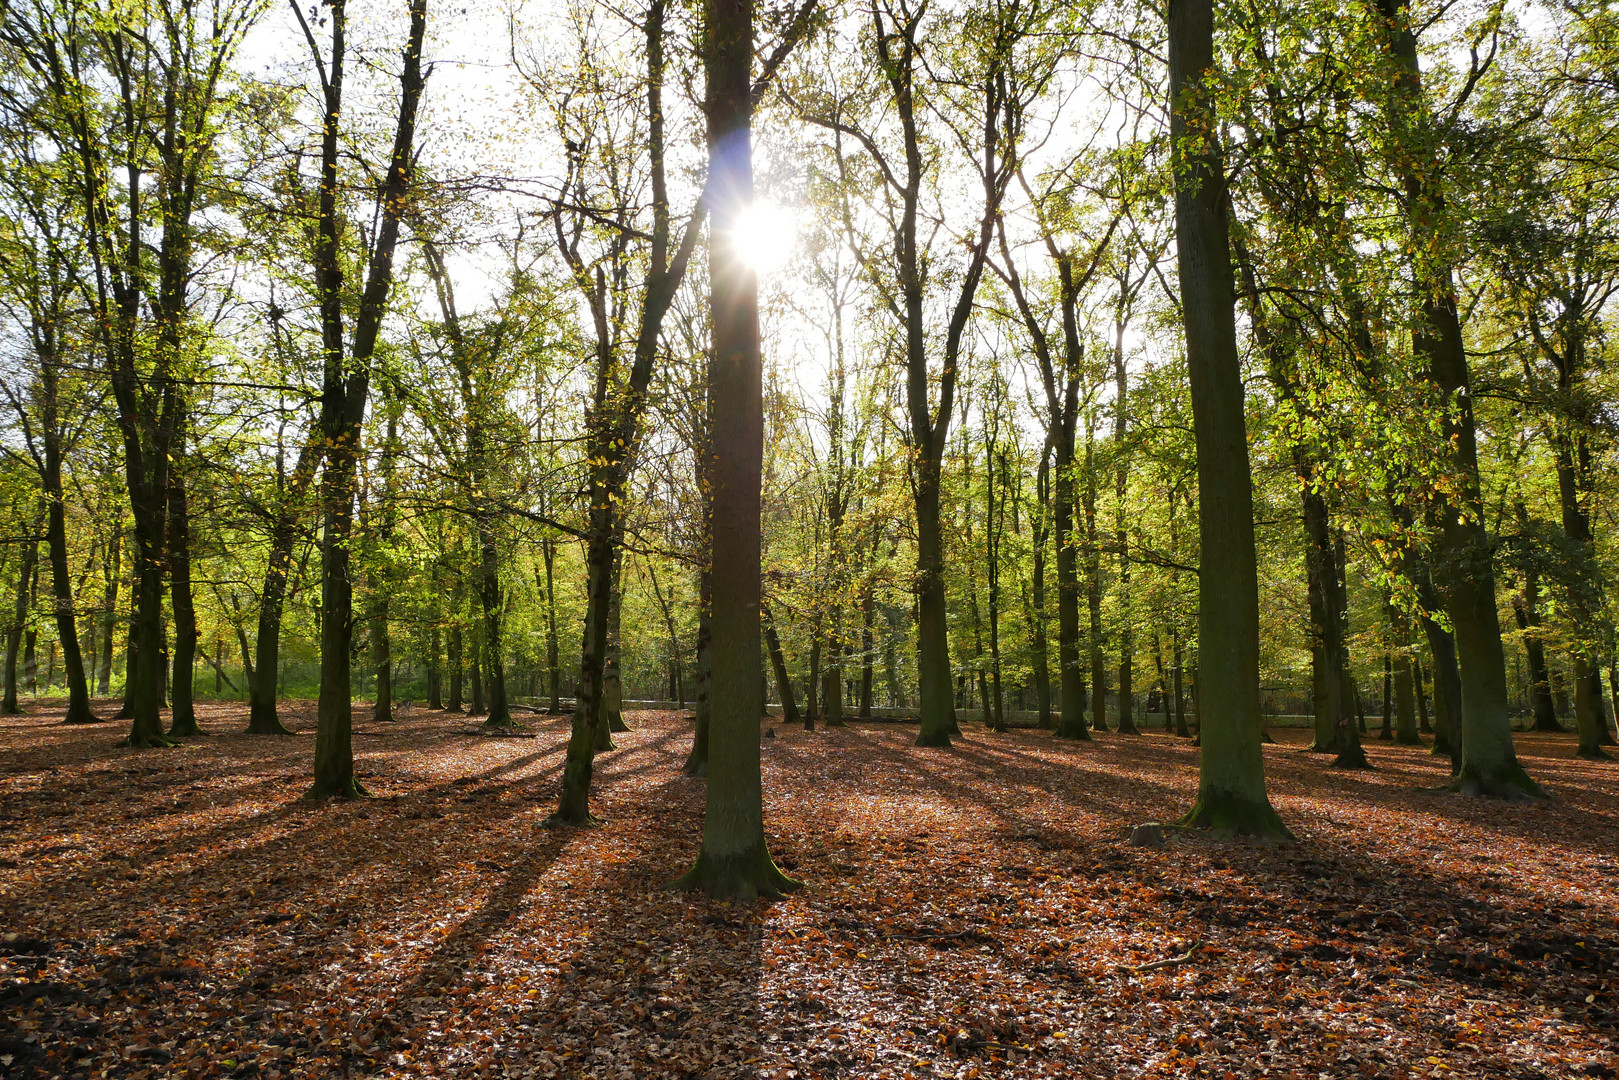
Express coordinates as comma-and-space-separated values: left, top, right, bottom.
2, 702, 1616, 1078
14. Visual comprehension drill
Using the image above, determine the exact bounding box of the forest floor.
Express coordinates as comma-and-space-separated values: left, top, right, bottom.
1, 701, 1616, 1080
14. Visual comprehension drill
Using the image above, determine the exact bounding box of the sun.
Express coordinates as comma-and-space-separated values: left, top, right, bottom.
729, 201, 799, 276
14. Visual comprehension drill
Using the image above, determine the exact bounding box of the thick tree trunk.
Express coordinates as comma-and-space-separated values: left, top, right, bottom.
1168, 0, 1288, 836
1374, 0, 1539, 798
554, 523, 614, 822
1394, 653, 1422, 745
822, 638, 844, 728
675, 0, 799, 898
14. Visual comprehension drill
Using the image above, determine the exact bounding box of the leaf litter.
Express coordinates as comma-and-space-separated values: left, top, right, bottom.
1, 701, 1615, 1079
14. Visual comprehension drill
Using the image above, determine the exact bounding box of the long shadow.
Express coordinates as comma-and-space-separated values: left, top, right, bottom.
830, 725, 1619, 1058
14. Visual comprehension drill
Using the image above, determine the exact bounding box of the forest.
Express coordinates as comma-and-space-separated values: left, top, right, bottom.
1, 0, 1617, 1075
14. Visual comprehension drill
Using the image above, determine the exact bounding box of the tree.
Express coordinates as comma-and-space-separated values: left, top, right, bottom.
1166, 0, 1289, 836
300, 0, 428, 799
675, 0, 802, 901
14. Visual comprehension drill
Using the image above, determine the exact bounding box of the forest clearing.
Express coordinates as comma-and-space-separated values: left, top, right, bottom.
2, 703, 1615, 1080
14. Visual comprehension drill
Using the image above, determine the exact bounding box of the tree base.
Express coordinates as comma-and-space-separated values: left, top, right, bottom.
672, 844, 802, 901
168, 718, 207, 738
1331, 746, 1373, 769
1395, 734, 1425, 747
682, 757, 707, 778
1116, 720, 1141, 735
1574, 746, 1609, 761
1177, 794, 1294, 841
542, 810, 602, 828
1447, 762, 1546, 800
245, 718, 296, 736
481, 714, 524, 732
303, 776, 371, 800
609, 715, 631, 733
61, 710, 104, 725
1052, 725, 1092, 741
118, 731, 180, 749
915, 727, 953, 748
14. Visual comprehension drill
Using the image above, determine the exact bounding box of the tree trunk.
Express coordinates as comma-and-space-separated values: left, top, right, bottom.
166, 415, 202, 736
1172, 630, 1189, 738
38, 352, 96, 723
372, 600, 393, 722
1512, 564, 1562, 732
427, 624, 443, 709
603, 551, 627, 733
1168, 0, 1288, 835
2, 516, 39, 715
675, 0, 798, 898
544, 539, 561, 713
1379, 655, 1393, 740
684, 564, 712, 777
823, 637, 844, 728
96, 529, 121, 697
1084, 430, 1107, 733
1415, 653, 1431, 733
1394, 653, 1422, 745
307, 0, 426, 799
859, 588, 875, 720
247, 433, 320, 735
1374, 0, 1539, 798
805, 631, 820, 731
763, 606, 799, 726
447, 622, 464, 711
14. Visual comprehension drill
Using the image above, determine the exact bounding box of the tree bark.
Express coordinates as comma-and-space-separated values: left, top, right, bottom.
307, 0, 427, 799
247, 432, 320, 735
2, 513, 40, 715
165, 412, 202, 736
1168, 0, 1288, 835
675, 0, 799, 899
763, 604, 799, 726
1372, 0, 1539, 798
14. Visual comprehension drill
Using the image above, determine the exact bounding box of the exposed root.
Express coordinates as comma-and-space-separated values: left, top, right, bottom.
542, 811, 602, 829
1447, 763, 1547, 801
303, 776, 372, 801
672, 845, 802, 901
1177, 794, 1295, 842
